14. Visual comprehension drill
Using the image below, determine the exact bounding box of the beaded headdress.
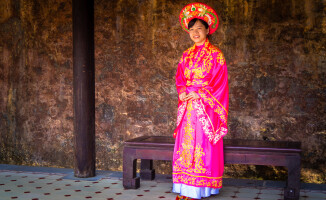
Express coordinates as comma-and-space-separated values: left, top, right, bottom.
179, 2, 219, 35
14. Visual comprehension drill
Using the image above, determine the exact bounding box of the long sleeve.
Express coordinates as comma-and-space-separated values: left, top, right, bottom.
175, 54, 187, 95
205, 51, 229, 115
198, 50, 229, 143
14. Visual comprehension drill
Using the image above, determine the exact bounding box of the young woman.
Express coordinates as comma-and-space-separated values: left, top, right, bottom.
172, 3, 229, 200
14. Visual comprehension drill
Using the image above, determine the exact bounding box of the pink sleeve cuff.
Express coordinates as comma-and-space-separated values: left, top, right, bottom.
178, 86, 186, 94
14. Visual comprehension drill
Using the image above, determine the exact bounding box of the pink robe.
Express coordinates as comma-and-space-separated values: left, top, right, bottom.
172, 39, 229, 189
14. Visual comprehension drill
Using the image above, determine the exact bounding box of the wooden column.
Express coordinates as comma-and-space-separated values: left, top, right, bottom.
73, 0, 95, 178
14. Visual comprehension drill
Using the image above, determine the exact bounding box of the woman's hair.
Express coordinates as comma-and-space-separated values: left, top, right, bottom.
188, 18, 209, 30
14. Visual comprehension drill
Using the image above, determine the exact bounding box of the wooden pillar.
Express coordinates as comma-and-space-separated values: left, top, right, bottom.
73, 0, 95, 178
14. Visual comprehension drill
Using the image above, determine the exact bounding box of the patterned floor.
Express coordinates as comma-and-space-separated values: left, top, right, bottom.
0, 167, 325, 200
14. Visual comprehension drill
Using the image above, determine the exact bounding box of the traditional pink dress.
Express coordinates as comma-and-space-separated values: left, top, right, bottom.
172, 39, 229, 199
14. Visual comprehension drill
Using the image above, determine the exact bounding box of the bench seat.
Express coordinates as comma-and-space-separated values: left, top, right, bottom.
123, 136, 301, 200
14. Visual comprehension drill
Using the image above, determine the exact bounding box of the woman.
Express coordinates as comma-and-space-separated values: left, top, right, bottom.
172, 3, 229, 200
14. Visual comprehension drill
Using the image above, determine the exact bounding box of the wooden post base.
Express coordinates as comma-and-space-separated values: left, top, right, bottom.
123, 177, 140, 189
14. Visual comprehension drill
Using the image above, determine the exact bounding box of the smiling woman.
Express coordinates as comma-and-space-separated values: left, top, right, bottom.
172, 2, 229, 200
188, 19, 209, 46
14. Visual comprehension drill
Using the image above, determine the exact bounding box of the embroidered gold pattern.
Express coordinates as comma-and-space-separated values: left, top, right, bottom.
198, 89, 227, 125
186, 80, 208, 86
182, 40, 225, 89
174, 101, 211, 175
182, 39, 225, 88
203, 88, 228, 114
193, 144, 206, 173
184, 67, 191, 79
176, 101, 194, 168
198, 89, 215, 108
217, 51, 225, 66
176, 102, 187, 128
192, 67, 204, 79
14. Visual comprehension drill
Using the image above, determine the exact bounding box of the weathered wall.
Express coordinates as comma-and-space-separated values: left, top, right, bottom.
0, 0, 73, 167
0, 0, 325, 183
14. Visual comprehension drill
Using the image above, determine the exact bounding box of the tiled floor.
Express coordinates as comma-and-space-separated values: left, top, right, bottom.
0, 167, 325, 200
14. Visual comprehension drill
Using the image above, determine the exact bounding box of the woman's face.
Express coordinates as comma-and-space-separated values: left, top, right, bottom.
188, 20, 209, 46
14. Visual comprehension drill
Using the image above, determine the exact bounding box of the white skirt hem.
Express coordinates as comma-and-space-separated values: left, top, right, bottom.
172, 183, 220, 199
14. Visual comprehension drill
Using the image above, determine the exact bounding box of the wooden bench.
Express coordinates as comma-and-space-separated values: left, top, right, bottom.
123, 136, 301, 200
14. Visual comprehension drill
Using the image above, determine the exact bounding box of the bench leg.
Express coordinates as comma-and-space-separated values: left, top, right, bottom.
123, 147, 140, 189
140, 159, 155, 180
284, 155, 301, 200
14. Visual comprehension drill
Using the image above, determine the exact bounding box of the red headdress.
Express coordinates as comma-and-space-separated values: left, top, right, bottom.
179, 2, 219, 35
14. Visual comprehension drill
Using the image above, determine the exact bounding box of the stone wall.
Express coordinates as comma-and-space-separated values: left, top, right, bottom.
0, 0, 325, 183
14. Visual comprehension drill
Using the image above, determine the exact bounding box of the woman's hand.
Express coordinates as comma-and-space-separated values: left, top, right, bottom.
184, 91, 200, 101
179, 92, 187, 101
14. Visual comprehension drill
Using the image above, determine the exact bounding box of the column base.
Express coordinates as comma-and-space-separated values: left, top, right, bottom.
284, 187, 299, 200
